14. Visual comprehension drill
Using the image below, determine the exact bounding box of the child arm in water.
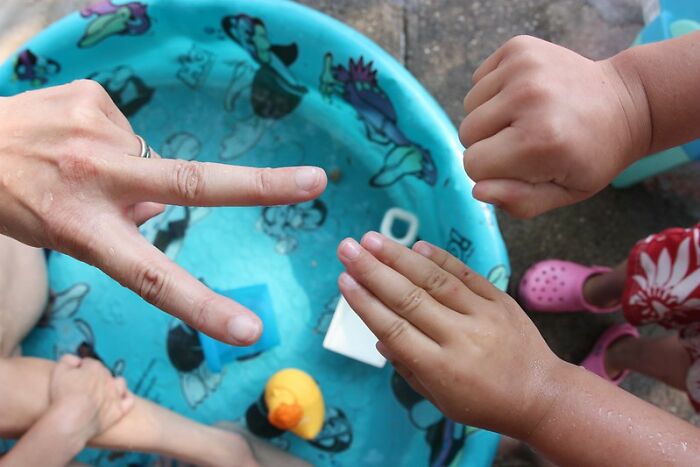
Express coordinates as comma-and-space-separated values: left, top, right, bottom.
0, 355, 259, 467
460, 31, 700, 218
337, 233, 700, 466
1, 355, 133, 467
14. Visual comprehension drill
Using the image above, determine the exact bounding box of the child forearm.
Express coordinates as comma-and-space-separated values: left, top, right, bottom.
526, 362, 700, 466
609, 30, 700, 156
0, 404, 87, 467
0, 357, 246, 467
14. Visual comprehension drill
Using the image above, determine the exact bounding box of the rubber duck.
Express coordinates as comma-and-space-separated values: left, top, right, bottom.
264, 368, 325, 440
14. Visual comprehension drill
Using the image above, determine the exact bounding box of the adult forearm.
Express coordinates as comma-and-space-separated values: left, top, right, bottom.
609, 30, 700, 156
525, 363, 700, 466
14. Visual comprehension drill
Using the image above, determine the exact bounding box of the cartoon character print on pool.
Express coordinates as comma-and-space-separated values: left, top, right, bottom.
311, 294, 340, 335
44, 284, 126, 377
87, 65, 154, 117
143, 204, 210, 259
78, 0, 151, 48
217, 14, 308, 160
307, 407, 353, 453
12, 49, 60, 86
245, 393, 353, 454
177, 44, 215, 89
320, 53, 437, 188
487, 264, 510, 291
258, 200, 328, 255
166, 320, 223, 408
391, 370, 473, 466
446, 228, 474, 263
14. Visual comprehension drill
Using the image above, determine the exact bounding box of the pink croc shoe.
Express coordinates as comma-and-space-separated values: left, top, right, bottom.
518, 260, 618, 313
581, 323, 640, 385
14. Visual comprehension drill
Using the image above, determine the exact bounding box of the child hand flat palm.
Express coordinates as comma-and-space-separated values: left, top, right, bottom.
336, 232, 562, 438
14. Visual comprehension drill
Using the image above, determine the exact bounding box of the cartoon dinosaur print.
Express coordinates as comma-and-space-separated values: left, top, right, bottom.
320, 53, 437, 188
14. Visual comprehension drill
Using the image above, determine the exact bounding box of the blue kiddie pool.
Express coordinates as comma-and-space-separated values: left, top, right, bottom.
0, 1, 509, 465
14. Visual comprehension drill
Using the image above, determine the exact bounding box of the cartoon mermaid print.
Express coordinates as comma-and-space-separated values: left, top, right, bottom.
218, 14, 308, 160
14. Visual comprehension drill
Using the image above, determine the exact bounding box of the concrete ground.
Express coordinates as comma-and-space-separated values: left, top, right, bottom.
2, 1, 698, 465
300, 0, 700, 454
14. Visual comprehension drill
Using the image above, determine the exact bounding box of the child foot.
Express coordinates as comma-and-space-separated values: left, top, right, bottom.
581, 323, 640, 384
519, 260, 619, 313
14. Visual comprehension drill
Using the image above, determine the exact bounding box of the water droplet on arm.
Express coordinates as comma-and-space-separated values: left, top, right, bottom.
40, 191, 54, 213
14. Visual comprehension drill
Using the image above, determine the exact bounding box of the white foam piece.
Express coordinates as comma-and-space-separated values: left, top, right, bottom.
323, 208, 419, 367
323, 296, 386, 368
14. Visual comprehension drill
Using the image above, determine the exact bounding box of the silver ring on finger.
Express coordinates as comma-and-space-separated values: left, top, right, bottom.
135, 134, 152, 159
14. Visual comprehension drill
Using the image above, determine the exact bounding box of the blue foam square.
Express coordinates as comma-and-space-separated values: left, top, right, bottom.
198, 284, 280, 372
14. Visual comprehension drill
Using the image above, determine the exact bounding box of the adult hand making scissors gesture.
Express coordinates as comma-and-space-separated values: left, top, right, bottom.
0, 80, 327, 345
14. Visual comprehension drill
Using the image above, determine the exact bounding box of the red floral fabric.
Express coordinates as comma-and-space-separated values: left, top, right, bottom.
623, 224, 700, 410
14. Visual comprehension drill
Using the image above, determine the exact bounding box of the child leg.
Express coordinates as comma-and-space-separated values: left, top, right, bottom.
582, 261, 627, 309
0, 236, 48, 357
605, 333, 691, 390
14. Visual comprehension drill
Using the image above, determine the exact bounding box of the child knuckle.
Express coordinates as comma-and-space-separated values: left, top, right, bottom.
424, 269, 450, 294
396, 287, 426, 317
383, 319, 409, 345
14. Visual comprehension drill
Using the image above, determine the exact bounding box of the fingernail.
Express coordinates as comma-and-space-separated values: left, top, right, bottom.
339, 272, 359, 289
339, 238, 361, 260
228, 314, 261, 344
375, 341, 389, 358
413, 241, 432, 257
362, 231, 383, 252
295, 167, 321, 191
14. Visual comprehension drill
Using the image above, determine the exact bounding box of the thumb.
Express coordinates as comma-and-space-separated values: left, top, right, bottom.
120, 393, 135, 414
472, 179, 587, 219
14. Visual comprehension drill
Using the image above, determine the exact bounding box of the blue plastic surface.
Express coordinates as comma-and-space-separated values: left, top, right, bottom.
199, 285, 280, 372
5, 1, 509, 465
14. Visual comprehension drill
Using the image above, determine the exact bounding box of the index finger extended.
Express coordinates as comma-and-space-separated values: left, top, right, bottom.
106, 156, 327, 207
94, 221, 263, 346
